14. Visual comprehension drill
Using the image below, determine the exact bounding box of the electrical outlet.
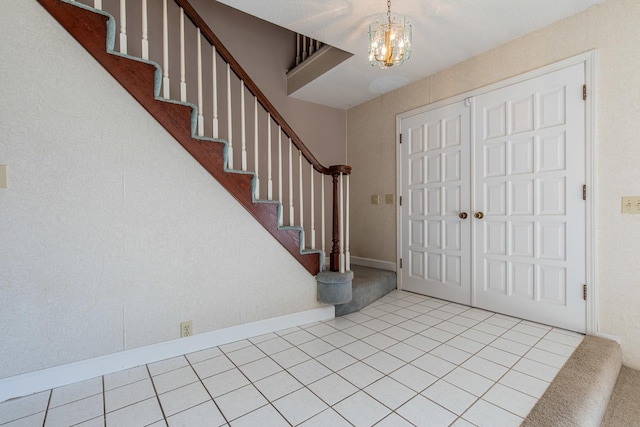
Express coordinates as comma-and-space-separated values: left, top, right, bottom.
180, 320, 193, 337
621, 197, 640, 214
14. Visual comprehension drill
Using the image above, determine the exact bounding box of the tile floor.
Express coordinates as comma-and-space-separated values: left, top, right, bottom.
0, 290, 584, 427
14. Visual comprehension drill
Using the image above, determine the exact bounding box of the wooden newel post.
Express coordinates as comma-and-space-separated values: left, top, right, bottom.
328, 165, 351, 272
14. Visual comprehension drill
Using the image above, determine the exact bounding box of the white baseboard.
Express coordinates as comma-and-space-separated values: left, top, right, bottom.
0, 306, 335, 403
594, 331, 623, 346
351, 256, 397, 272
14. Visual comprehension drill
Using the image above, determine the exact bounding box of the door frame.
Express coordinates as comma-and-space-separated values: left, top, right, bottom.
396, 51, 597, 334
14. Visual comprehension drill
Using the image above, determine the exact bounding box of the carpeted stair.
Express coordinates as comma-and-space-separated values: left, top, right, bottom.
335, 265, 396, 316
523, 335, 640, 426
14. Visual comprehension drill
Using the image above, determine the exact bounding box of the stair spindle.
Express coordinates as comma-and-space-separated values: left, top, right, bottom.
288, 139, 294, 225
240, 81, 247, 171
254, 98, 259, 199
339, 173, 345, 273
94, 0, 102, 10
179, 8, 186, 102
212, 46, 218, 138
119, 0, 127, 54
162, 0, 170, 98
226, 63, 233, 169
321, 175, 326, 268
266, 113, 272, 200
310, 169, 316, 249
345, 174, 350, 271
141, 0, 148, 59
278, 129, 283, 226
197, 28, 204, 136
298, 151, 303, 229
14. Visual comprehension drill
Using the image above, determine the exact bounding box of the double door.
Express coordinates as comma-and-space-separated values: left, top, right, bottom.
400, 63, 586, 332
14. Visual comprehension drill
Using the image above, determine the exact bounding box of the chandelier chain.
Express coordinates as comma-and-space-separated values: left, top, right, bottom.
387, 0, 391, 22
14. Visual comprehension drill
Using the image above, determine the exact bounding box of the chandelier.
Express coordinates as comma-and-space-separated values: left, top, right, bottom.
368, 0, 412, 68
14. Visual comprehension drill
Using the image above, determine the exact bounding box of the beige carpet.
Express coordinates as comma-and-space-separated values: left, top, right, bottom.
522, 335, 622, 427
601, 366, 640, 426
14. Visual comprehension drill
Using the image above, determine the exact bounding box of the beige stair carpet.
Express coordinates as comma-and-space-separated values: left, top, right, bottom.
522, 335, 622, 427
601, 366, 640, 426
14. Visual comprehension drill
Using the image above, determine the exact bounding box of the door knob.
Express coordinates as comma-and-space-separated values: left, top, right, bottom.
459, 212, 468, 219
474, 212, 484, 219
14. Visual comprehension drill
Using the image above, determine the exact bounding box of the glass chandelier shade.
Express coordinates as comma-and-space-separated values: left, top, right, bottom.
368, 1, 412, 68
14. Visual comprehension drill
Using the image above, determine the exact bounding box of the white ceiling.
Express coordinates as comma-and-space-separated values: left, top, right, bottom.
218, 0, 603, 110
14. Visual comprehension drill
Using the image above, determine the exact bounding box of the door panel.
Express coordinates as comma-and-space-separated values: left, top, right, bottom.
401, 102, 471, 304
473, 63, 586, 332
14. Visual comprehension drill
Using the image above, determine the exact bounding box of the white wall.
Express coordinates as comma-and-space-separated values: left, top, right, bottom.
347, 0, 640, 368
0, 0, 323, 379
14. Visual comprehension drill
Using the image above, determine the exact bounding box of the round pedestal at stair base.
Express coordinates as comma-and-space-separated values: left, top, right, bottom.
316, 270, 353, 305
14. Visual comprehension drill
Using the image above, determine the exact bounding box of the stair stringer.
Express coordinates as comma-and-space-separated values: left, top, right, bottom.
37, 0, 322, 275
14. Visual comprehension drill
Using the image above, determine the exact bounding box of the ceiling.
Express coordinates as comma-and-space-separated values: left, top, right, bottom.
218, 0, 603, 110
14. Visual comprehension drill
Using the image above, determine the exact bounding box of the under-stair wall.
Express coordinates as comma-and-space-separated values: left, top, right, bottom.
0, 0, 328, 386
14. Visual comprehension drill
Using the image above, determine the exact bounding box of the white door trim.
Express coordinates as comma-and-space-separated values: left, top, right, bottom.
396, 50, 597, 334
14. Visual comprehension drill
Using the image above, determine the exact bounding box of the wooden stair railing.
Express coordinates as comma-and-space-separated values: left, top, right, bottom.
38, 0, 352, 275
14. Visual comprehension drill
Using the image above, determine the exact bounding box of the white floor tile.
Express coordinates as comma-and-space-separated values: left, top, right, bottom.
422, 379, 477, 415
287, 359, 332, 385
490, 337, 531, 356
152, 366, 199, 394
248, 332, 279, 345
378, 313, 409, 325
473, 322, 508, 336
307, 373, 358, 406
389, 364, 438, 393
475, 346, 520, 368
341, 311, 373, 324
225, 345, 265, 366
158, 382, 210, 417
396, 394, 457, 427
253, 370, 303, 402
321, 317, 357, 330
483, 383, 538, 418
269, 346, 312, 368
396, 319, 430, 333
412, 314, 445, 327
461, 356, 509, 381
0, 391, 49, 424
147, 356, 189, 377
448, 315, 481, 328
298, 408, 352, 427
364, 377, 416, 410
219, 340, 252, 353
340, 340, 378, 360
230, 404, 288, 427
443, 367, 494, 397
272, 388, 327, 425
333, 391, 391, 427
321, 331, 357, 347
411, 353, 457, 378
513, 358, 559, 382
166, 401, 226, 427
499, 370, 550, 398
375, 412, 416, 427
534, 338, 577, 357
296, 339, 334, 359
404, 334, 440, 352
420, 326, 456, 343
361, 332, 399, 350
514, 322, 551, 337
103, 366, 149, 391
338, 361, 385, 389
430, 344, 472, 365
545, 330, 584, 347
105, 397, 163, 427
380, 325, 415, 341
238, 356, 282, 382
460, 328, 497, 345
255, 337, 293, 355
202, 368, 250, 398
185, 347, 223, 364
214, 385, 267, 422
360, 318, 393, 332
447, 336, 486, 354
502, 330, 541, 346
105, 378, 155, 413
384, 341, 425, 362
45, 394, 103, 427
191, 355, 235, 379
342, 324, 376, 339
315, 348, 358, 372
281, 329, 316, 346
362, 351, 405, 374
2, 412, 47, 427
428, 310, 456, 321
434, 321, 468, 335
524, 347, 568, 368
49, 377, 102, 409
303, 322, 339, 338
462, 399, 523, 427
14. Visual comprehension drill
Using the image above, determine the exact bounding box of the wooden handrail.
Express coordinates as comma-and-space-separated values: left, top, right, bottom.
173, 0, 349, 177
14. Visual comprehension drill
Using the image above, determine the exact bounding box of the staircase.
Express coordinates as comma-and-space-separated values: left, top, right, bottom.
522, 335, 640, 426
38, 0, 352, 277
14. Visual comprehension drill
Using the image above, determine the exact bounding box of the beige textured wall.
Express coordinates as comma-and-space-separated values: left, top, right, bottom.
347, 0, 640, 368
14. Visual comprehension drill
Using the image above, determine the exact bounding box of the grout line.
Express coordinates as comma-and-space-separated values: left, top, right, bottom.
184, 354, 231, 426
101, 376, 106, 426
146, 365, 168, 424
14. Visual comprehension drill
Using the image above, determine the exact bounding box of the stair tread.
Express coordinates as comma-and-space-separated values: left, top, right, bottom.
601, 366, 640, 427
335, 265, 396, 316
522, 335, 622, 427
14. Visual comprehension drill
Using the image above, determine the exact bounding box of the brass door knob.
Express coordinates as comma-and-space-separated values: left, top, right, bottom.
474, 212, 484, 219
459, 212, 468, 219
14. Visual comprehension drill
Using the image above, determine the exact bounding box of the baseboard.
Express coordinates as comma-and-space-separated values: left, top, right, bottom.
0, 305, 335, 403
595, 331, 623, 346
351, 256, 397, 272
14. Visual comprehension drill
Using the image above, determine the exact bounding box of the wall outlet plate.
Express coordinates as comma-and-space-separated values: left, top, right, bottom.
180, 320, 193, 337
621, 196, 640, 214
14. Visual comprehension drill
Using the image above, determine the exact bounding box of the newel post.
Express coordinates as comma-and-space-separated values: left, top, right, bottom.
328, 165, 351, 272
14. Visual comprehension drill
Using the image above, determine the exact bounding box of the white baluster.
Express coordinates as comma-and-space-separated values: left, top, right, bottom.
119, 0, 127, 54
310, 169, 316, 249
298, 151, 304, 230
162, 0, 170, 99
309, 37, 315, 56
94, 0, 102, 10
179, 8, 186, 103
196, 29, 204, 136
321, 175, 326, 269
141, 0, 149, 60
226, 64, 233, 169
267, 115, 273, 200
296, 34, 301, 66
240, 81, 247, 171
212, 46, 218, 138
254, 98, 259, 199
302, 36, 308, 61
345, 174, 350, 271
278, 130, 283, 226
288, 139, 294, 225
339, 173, 345, 273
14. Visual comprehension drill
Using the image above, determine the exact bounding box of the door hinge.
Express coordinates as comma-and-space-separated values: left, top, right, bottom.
399, 196, 403, 206
400, 258, 403, 269
583, 284, 587, 301
583, 84, 587, 101
399, 134, 403, 144
583, 185, 586, 201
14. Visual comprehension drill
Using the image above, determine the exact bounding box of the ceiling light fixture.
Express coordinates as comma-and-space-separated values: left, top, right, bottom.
368, 0, 412, 68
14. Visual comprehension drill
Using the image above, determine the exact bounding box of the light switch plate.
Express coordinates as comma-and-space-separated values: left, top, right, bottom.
0, 165, 6, 188
371, 195, 379, 205
385, 194, 394, 204
622, 196, 640, 214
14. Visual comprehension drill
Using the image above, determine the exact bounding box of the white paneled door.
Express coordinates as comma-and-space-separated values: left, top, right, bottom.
401, 101, 472, 305
400, 62, 586, 332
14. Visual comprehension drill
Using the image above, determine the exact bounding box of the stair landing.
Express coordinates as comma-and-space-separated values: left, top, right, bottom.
335, 264, 396, 316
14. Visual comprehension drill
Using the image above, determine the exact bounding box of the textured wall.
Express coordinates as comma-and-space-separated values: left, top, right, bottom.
0, 0, 323, 378
347, 0, 640, 368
